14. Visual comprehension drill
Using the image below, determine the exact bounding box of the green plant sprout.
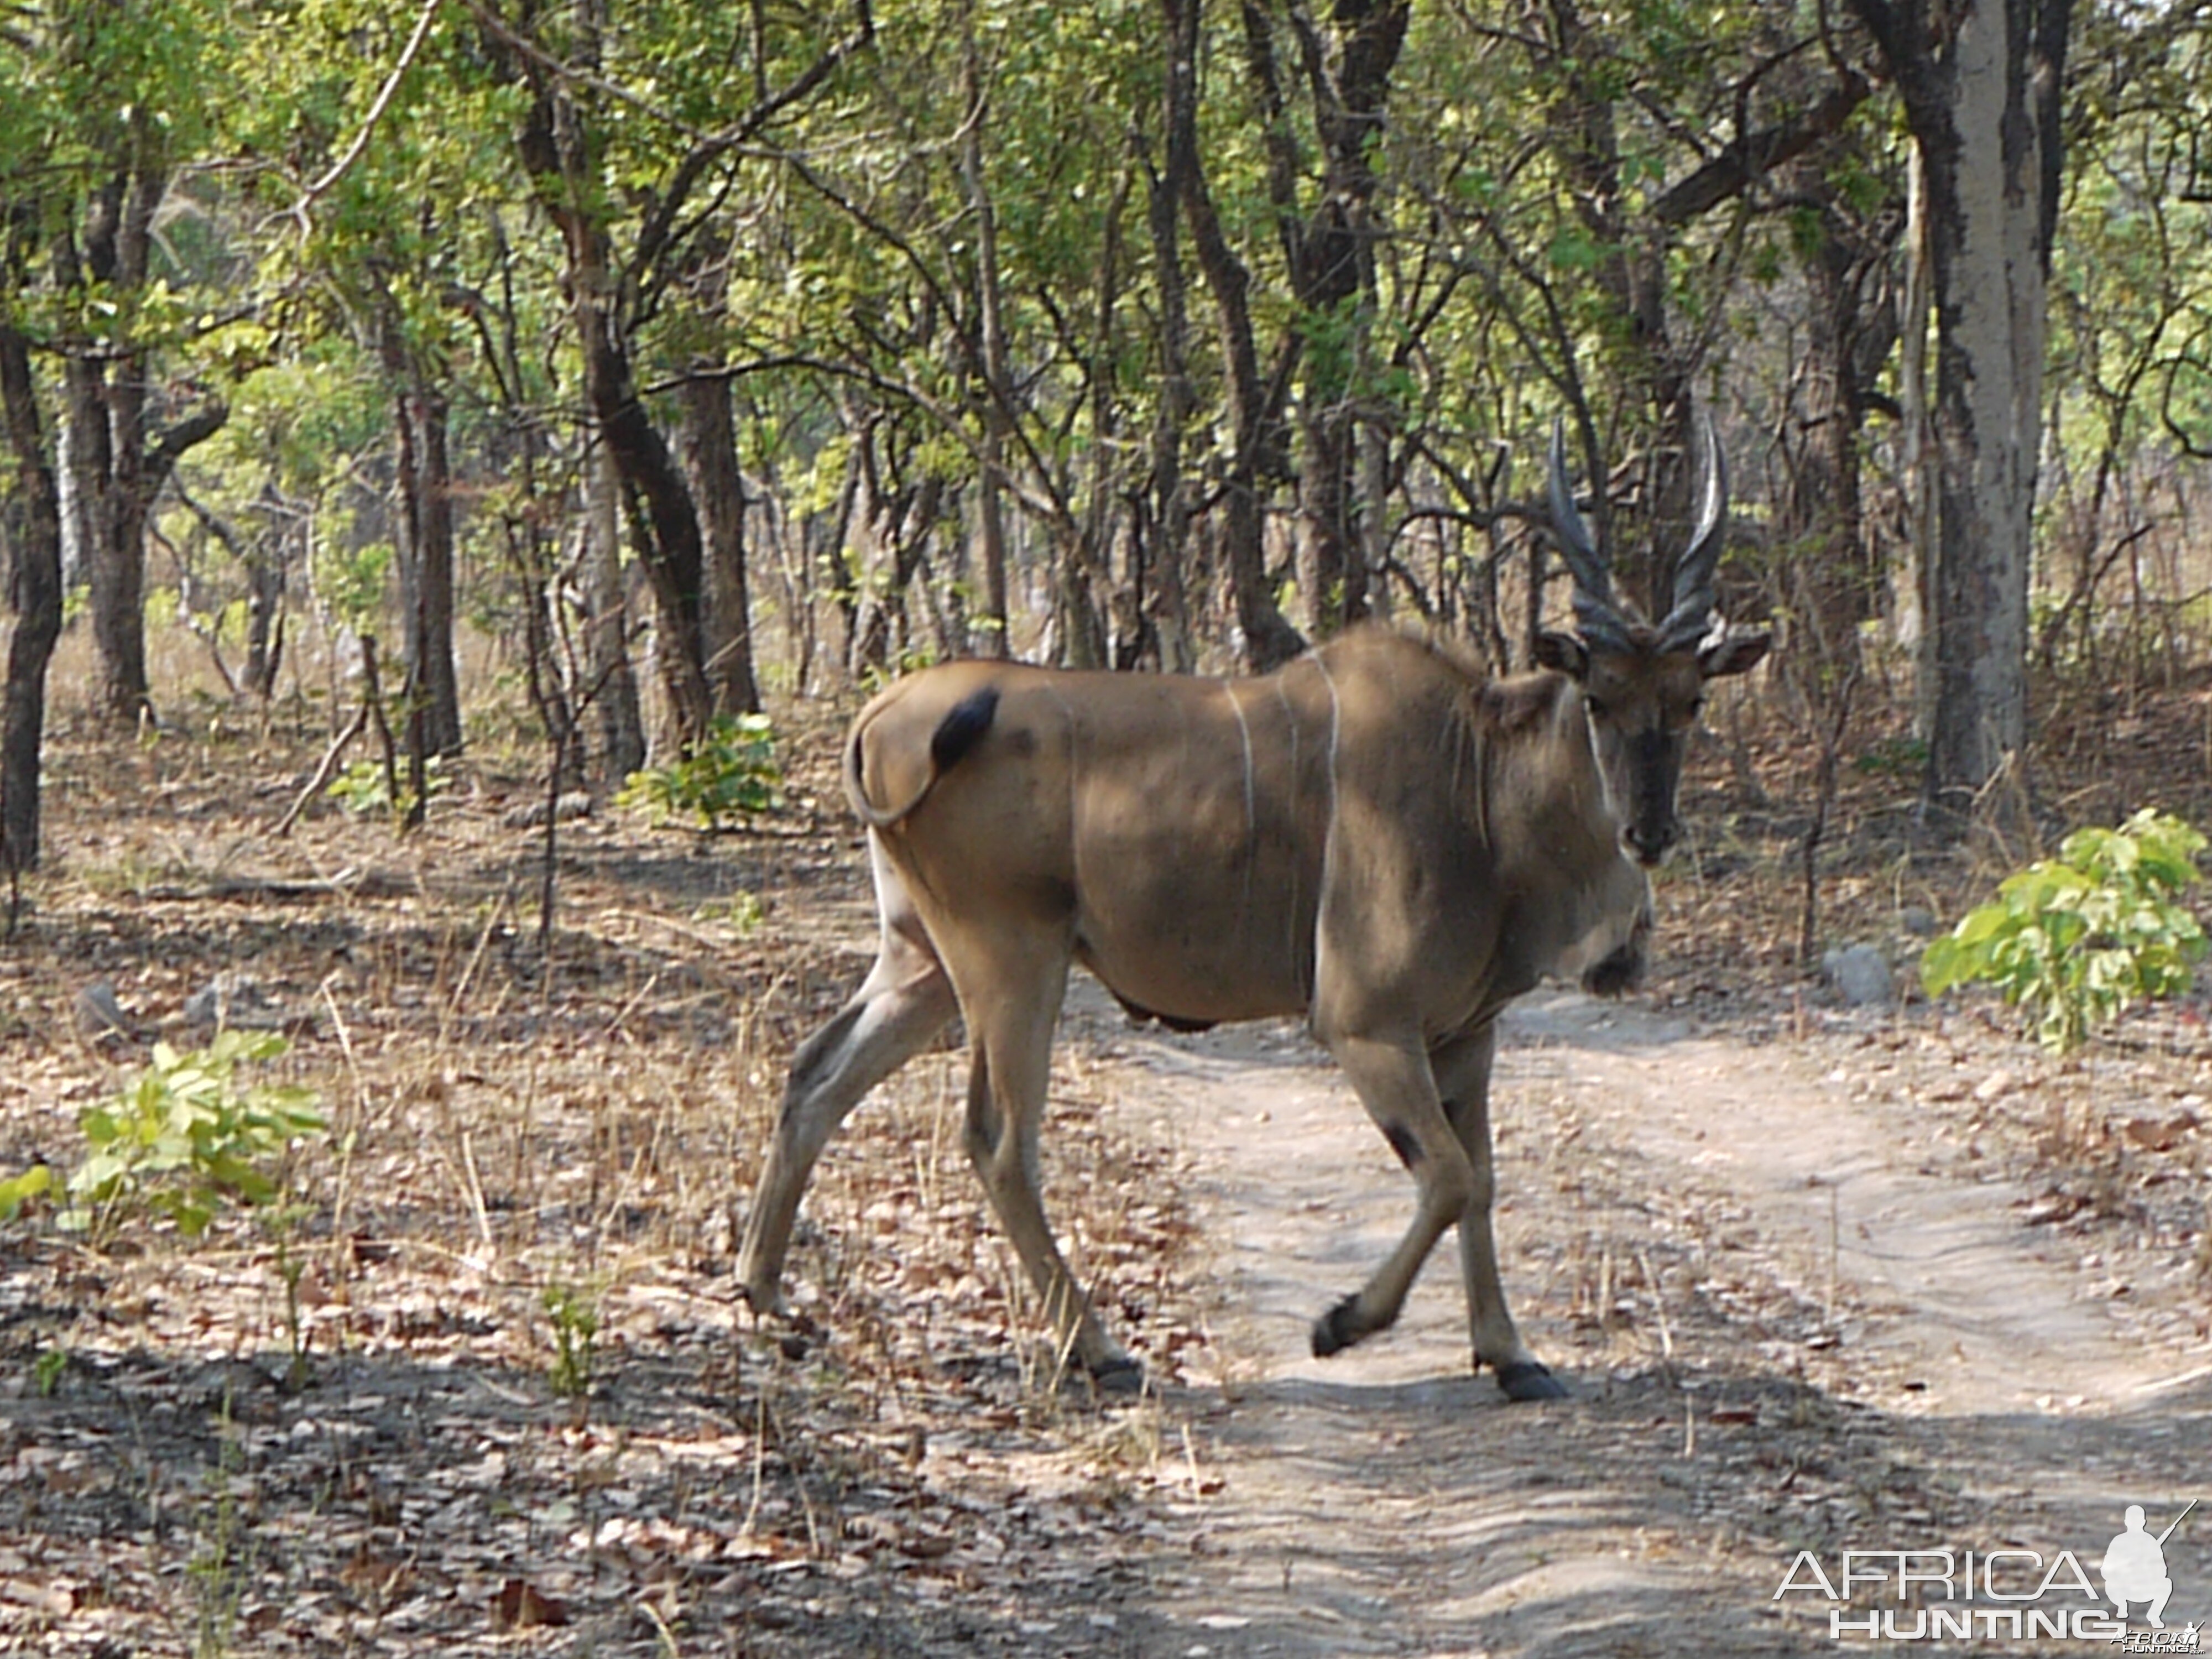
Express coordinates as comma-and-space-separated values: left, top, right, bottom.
616, 713, 781, 829
64, 1031, 325, 1243
542, 1282, 599, 1400
1921, 808, 2208, 1054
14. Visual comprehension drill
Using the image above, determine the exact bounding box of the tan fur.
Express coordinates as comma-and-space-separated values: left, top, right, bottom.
738, 623, 1757, 1396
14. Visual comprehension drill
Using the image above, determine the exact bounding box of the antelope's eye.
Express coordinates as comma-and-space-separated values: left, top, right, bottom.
1687, 696, 1705, 719
1584, 695, 1608, 720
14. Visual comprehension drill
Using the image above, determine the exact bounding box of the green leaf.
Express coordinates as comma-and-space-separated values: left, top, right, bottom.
1920, 809, 2207, 1053
0, 1165, 54, 1219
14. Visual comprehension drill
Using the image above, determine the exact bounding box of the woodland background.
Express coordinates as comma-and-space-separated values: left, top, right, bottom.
0, 0, 2190, 848
1, 3, 2211, 1656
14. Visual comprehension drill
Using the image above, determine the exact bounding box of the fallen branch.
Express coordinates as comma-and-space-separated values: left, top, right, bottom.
269, 700, 369, 838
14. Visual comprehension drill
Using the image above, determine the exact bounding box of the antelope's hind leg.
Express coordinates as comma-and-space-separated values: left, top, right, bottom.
952, 930, 1140, 1392
1432, 1024, 1567, 1402
737, 846, 957, 1319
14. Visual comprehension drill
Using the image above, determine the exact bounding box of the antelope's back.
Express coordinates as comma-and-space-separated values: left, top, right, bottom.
849, 632, 1492, 1027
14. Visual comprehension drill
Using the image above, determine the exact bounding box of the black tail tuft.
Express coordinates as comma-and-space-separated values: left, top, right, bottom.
930, 687, 1000, 774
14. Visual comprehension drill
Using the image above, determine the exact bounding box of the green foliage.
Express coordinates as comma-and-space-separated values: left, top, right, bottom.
1921, 810, 2209, 1055
1853, 737, 1929, 780
616, 714, 781, 829
316, 542, 393, 634
64, 1032, 325, 1242
0, 1164, 55, 1220
697, 893, 766, 936
542, 1282, 598, 1401
33, 1343, 67, 1398
327, 754, 445, 818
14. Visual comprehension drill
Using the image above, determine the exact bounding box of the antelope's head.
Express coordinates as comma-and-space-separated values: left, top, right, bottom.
1536, 414, 1770, 867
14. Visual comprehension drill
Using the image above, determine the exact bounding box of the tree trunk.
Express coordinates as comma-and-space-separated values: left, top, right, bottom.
244, 510, 288, 700
1145, 143, 1198, 672
1896, 147, 1938, 736
515, 70, 716, 743
586, 437, 647, 786
1780, 160, 1886, 688
959, 17, 1014, 659
391, 374, 464, 759
1246, 0, 1407, 640
679, 373, 760, 714
1851, 0, 2072, 822
0, 326, 64, 872
1162, 0, 1304, 670
90, 354, 153, 726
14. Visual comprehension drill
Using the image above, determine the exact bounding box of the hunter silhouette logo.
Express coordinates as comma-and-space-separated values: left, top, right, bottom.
1773, 1498, 2200, 1645
2104, 1501, 2192, 1628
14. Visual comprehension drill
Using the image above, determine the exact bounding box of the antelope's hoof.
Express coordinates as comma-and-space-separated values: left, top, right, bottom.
1494, 1359, 1568, 1402
735, 1280, 791, 1322
1086, 1354, 1146, 1396
1311, 1297, 1365, 1358
1580, 942, 1644, 998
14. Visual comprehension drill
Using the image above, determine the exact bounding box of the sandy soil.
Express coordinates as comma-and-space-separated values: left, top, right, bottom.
1063, 982, 2212, 1657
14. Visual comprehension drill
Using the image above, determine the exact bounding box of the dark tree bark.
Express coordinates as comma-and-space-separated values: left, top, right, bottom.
512, 60, 717, 745
1144, 139, 1198, 672
1161, 0, 1305, 670
585, 439, 647, 785
1776, 154, 1896, 684
244, 521, 288, 700
1535, 7, 1871, 614
53, 123, 222, 730
1242, 0, 1408, 639
1848, 0, 2072, 821
679, 373, 761, 715
0, 326, 64, 873
386, 362, 464, 759
494, 0, 867, 734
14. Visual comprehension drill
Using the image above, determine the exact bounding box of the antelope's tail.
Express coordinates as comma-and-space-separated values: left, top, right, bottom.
844, 685, 1001, 831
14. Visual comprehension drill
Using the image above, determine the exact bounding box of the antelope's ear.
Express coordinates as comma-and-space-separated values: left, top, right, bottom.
1697, 627, 1770, 680
1534, 632, 1589, 679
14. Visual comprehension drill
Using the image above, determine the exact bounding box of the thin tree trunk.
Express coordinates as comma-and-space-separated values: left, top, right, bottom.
515, 70, 715, 743
586, 437, 646, 785
392, 377, 464, 758
1249, 0, 1407, 639
1162, 0, 1303, 670
0, 326, 64, 872
959, 15, 1013, 659
1145, 144, 1198, 672
1850, 0, 2072, 822
679, 373, 760, 714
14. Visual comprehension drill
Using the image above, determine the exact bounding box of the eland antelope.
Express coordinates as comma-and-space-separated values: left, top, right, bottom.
738, 416, 1768, 1401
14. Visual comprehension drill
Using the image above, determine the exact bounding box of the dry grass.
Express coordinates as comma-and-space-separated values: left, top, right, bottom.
5, 614, 2212, 1653
0, 626, 1220, 1657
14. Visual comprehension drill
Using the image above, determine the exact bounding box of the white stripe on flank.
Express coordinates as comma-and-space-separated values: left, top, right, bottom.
1225, 681, 1259, 924
1225, 682, 1258, 841
1311, 652, 1343, 810
1308, 653, 1344, 1018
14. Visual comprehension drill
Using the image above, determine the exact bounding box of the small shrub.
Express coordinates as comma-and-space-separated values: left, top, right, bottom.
327, 753, 446, 818
0, 1164, 54, 1220
617, 713, 780, 828
1921, 808, 2208, 1053
542, 1282, 598, 1400
64, 1031, 325, 1241
696, 893, 766, 935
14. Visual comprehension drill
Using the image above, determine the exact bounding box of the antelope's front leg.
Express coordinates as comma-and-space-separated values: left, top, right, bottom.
1309, 1033, 1473, 1359
1431, 1024, 1567, 1401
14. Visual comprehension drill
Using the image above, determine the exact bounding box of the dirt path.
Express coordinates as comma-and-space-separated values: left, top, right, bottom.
1066, 985, 2212, 1657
